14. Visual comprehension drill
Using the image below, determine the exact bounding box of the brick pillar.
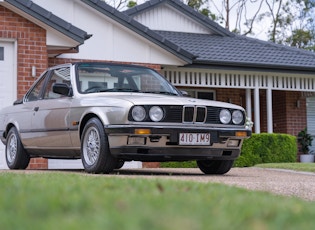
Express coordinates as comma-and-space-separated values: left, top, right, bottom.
27, 158, 48, 170
142, 162, 160, 168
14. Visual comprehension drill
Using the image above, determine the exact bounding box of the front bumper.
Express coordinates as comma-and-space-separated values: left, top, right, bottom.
105, 125, 251, 161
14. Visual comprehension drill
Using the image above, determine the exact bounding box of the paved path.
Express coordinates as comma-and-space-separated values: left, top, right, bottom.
2, 167, 315, 201
110, 167, 315, 201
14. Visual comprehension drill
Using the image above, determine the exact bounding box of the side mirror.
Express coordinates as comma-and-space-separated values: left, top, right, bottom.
53, 83, 72, 96
180, 90, 190, 97
13, 98, 23, 105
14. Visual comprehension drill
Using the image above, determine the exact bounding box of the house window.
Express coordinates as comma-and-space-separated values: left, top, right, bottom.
0, 47, 4, 61
182, 89, 216, 100
197, 91, 215, 100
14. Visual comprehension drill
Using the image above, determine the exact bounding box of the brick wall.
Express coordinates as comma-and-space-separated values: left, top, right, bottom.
1, 6, 48, 169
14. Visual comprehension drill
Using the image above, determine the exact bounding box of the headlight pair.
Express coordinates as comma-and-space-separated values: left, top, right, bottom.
131, 106, 164, 122
219, 109, 244, 125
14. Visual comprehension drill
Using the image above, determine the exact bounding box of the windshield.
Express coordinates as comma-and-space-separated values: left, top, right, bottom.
76, 63, 179, 95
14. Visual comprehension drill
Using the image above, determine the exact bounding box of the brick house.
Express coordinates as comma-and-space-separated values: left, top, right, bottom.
1, 0, 315, 169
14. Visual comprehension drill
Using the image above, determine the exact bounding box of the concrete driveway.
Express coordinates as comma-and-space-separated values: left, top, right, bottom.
108, 167, 315, 201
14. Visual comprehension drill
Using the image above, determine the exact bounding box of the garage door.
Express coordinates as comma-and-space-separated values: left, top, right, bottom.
307, 97, 315, 153
0, 41, 16, 169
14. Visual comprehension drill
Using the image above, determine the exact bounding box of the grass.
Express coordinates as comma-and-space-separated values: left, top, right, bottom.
255, 162, 315, 173
0, 171, 315, 230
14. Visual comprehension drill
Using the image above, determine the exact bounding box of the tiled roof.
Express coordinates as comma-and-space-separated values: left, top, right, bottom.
81, 0, 196, 63
4, 0, 91, 43
125, 0, 315, 72
156, 31, 315, 71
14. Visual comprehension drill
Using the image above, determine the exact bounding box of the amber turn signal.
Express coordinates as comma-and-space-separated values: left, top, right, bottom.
134, 129, 151, 135
235, 131, 247, 137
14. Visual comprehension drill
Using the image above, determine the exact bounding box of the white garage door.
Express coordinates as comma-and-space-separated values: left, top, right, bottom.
306, 97, 315, 153
0, 41, 16, 169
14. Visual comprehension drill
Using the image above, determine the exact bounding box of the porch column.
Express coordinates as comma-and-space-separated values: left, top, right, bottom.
245, 89, 252, 120
266, 88, 273, 133
254, 87, 260, 133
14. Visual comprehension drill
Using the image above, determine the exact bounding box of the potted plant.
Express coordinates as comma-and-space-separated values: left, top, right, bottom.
298, 128, 314, 163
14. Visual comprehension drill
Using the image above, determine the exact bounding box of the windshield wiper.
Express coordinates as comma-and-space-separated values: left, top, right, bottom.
99, 88, 141, 92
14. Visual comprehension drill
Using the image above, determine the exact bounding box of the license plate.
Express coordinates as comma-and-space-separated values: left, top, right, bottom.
179, 133, 210, 145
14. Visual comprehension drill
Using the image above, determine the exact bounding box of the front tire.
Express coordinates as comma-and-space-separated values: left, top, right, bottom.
81, 118, 117, 173
197, 160, 234, 175
6, 127, 30, 169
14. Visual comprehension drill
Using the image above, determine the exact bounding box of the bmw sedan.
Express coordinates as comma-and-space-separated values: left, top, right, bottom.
0, 62, 251, 174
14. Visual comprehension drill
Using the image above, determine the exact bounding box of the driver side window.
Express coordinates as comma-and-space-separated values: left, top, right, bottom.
25, 72, 47, 102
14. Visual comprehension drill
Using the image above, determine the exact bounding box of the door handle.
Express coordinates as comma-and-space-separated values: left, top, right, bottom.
34, 106, 39, 112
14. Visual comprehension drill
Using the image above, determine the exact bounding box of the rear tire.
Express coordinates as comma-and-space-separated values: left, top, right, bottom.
6, 127, 30, 169
115, 160, 125, 169
81, 118, 117, 173
197, 160, 234, 175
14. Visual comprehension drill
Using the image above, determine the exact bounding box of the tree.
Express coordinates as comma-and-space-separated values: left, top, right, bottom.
102, 0, 129, 10
260, 0, 315, 49
127, 1, 137, 8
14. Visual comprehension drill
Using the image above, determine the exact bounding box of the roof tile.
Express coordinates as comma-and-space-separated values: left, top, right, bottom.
155, 31, 315, 70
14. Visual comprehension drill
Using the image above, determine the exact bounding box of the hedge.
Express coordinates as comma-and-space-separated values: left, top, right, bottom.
161, 133, 297, 168
234, 133, 297, 167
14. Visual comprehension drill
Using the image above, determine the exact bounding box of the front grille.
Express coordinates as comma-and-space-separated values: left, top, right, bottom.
182, 106, 207, 123
129, 105, 244, 125
183, 106, 195, 122
196, 106, 206, 122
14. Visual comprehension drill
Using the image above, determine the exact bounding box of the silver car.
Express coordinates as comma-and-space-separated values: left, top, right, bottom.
0, 62, 251, 174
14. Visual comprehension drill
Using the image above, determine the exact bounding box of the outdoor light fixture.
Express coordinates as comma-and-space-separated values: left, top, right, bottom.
31, 66, 36, 77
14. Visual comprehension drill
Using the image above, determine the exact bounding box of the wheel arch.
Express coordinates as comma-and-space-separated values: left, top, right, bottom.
4, 123, 18, 139
79, 113, 104, 140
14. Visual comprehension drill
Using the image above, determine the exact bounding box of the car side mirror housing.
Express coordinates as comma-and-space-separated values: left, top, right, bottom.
53, 83, 72, 96
13, 98, 23, 105
180, 90, 190, 97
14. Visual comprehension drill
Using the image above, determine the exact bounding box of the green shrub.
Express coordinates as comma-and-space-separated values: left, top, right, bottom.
160, 161, 197, 168
234, 133, 297, 167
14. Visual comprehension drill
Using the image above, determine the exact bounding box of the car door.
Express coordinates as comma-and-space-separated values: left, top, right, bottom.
19, 72, 48, 147
29, 66, 72, 149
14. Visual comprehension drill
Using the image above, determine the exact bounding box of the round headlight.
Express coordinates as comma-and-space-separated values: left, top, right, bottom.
232, 110, 244, 125
149, 106, 164, 122
131, 106, 146, 121
219, 109, 231, 124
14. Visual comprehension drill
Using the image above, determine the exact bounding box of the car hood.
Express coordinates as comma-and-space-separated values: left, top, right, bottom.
81, 93, 244, 110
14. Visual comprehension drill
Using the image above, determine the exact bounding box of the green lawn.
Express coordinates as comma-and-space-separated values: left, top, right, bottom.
255, 162, 315, 173
0, 170, 314, 230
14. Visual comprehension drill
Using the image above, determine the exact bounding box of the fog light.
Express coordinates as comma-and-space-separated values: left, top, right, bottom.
227, 139, 240, 147
128, 137, 146, 145
135, 129, 151, 135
